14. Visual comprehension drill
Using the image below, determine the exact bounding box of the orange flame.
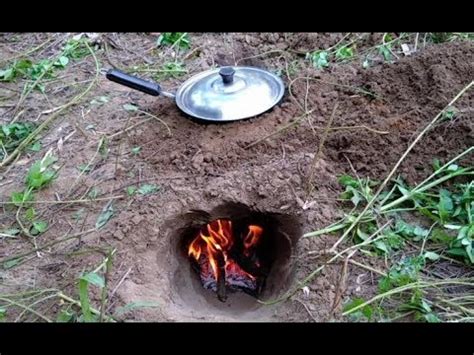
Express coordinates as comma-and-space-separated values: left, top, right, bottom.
187, 219, 263, 282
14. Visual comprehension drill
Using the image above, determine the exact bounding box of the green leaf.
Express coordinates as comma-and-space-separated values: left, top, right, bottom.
424, 313, 441, 323
25, 207, 36, 221
374, 240, 389, 254
2, 228, 20, 237
57, 309, 75, 322
308, 51, 330, 69
0, 307, 5, 321
123, 103, 138, 112
80, 272, 105, 288
137, 184, 159, 195
446, 164, 459, 172
114, 301, 160, 316
379, 45, 392, 61
423, 251, 440, 261
11, 190, 34, 206
26, 155, 57, 189
335, 46, 354, 60
78, 279, 93, 322
54, 56, 69, 68
438, 189, 454, 223
131, 146, 141, 155
338, 175, 359, 188
343, 298, 373, 320
88, 187, 99, 199
0, 67, 15, 81
28, 141, 42, 152
156, 33, 190, 49
96, 201, 114, 229
31, 220, 48, 235
3, 257, 22, 269
126, 186, 137, 196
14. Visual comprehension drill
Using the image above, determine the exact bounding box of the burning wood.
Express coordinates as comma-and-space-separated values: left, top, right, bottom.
187, 219, 264, 302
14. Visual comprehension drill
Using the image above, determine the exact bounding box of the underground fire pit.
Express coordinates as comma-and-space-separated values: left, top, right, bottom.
175, 202, 301, 304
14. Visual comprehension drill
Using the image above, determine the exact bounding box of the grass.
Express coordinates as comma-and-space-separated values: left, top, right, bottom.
1, 32, 473, 323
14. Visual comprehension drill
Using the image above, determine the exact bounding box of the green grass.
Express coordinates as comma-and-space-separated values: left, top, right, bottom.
156, 32, 190, 49
308, 148, 474, 322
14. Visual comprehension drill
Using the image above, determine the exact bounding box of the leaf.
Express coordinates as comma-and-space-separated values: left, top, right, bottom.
28, 141, 42, 152
31, 220, 48, 235
123, 103, 138, 112
447, 164, 459, 172
26, 155, 57, 189
309, 51, 330, 69
54, 56, 69, 68
374, 240, 389, 254
2, 228, 20, 237
57, 309, 75, 323
343, 298, 372, 320
156, 33, 190, 49
131, 146, 141, 155
25, 207, 36, 221
424, 313, 441, 323
88, 187, 99, 199
114, 301, 160, 316
3, 258, 22, 269
126, 186, 137, 196
0, 307, 5, 321
335, 46, 354, 60
0, 67, 15, 81
379, 45, 392, 61
338, 175, 359, 188
438, 189, 454, 223
11, 190, 34, 206
80, 272, 105, 288
96, 201, 114, 229
423, 251, 440, 261
78, 278, 93, 322
137, 184, 159, 195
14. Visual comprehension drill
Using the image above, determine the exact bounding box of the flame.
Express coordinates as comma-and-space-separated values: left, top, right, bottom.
187, 219, 263, 285
244, 225, 263, 249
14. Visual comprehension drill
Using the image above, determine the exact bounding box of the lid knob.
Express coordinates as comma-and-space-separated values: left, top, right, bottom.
219, 67, 235, 84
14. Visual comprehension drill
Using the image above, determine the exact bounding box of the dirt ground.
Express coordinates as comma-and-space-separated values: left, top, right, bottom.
0, 33, 473, 322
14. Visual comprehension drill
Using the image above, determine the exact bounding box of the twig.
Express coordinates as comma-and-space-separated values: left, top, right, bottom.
137, 109, 171, 136
107, 116, 151, 140
57, 292, 116, 323
348, 259, 387, 276
0, 195, 124, 205
0, 228, 96, 264
0, 296, 52, 322
261, 220, 392, 305
329, 80, 473, 252
0, 37, 52, 64
306, 102, 338, 196
0, 42, 100, 169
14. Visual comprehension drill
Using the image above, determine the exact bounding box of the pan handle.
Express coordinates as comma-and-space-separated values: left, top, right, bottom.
106, 69, 162, 96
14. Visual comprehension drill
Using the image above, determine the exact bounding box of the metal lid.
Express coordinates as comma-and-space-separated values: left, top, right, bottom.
175, 66, 285, 122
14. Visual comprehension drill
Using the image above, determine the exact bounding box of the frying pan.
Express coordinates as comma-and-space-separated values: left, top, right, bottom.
106, 66, 285, 122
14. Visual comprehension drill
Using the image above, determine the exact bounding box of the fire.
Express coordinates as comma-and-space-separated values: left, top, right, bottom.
187, 219, 264, 301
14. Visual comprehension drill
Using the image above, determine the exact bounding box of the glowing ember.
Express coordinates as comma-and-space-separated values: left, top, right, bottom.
187, 219, 264, 301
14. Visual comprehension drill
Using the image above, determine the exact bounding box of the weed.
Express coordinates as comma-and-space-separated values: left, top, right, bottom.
9, 150, 58, 237
157, 32, 190, 49
0, 122, 37, 161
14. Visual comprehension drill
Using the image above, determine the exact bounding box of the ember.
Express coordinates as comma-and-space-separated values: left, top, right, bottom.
187, 219, 265, 302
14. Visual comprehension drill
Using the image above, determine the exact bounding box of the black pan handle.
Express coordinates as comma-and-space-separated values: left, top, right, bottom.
106, 69, 162, 96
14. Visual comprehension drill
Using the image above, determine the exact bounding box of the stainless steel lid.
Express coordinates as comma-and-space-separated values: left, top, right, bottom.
175, 66, 285, 122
